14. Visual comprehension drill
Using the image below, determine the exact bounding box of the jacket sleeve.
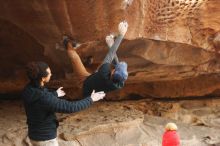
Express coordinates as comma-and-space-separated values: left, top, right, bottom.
39, 91, 93, 113
102, 35, 124, 64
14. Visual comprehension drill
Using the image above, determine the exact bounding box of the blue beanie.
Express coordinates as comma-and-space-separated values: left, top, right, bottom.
112, 62, 128, 82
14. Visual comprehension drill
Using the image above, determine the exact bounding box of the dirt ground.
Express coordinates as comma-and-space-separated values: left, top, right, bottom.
0, 98, 220, 146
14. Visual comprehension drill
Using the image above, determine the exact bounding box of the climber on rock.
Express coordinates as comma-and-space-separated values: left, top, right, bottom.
63, 21, 129, 97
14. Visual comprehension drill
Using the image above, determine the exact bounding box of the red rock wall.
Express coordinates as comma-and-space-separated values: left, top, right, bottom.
1, 0, 220, 49
1, 0, 220, 98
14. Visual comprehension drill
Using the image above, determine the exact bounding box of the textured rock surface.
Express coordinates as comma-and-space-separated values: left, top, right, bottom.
1, 0, 220, 47
1, 99, 220, 146
1, 0, 220, 99
47, 38, 220, 100
1, 1, 220, 146
1, 38, 220, 100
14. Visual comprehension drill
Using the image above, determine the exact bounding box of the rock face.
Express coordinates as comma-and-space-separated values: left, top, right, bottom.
1, 1, 220, 144
48, 38, 220, 100
1, 0, 220, 47
2, 38, 220, 99
1, 0, 220, 99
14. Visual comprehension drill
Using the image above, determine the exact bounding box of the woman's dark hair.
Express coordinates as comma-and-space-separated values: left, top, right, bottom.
26, 61, 49, 82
